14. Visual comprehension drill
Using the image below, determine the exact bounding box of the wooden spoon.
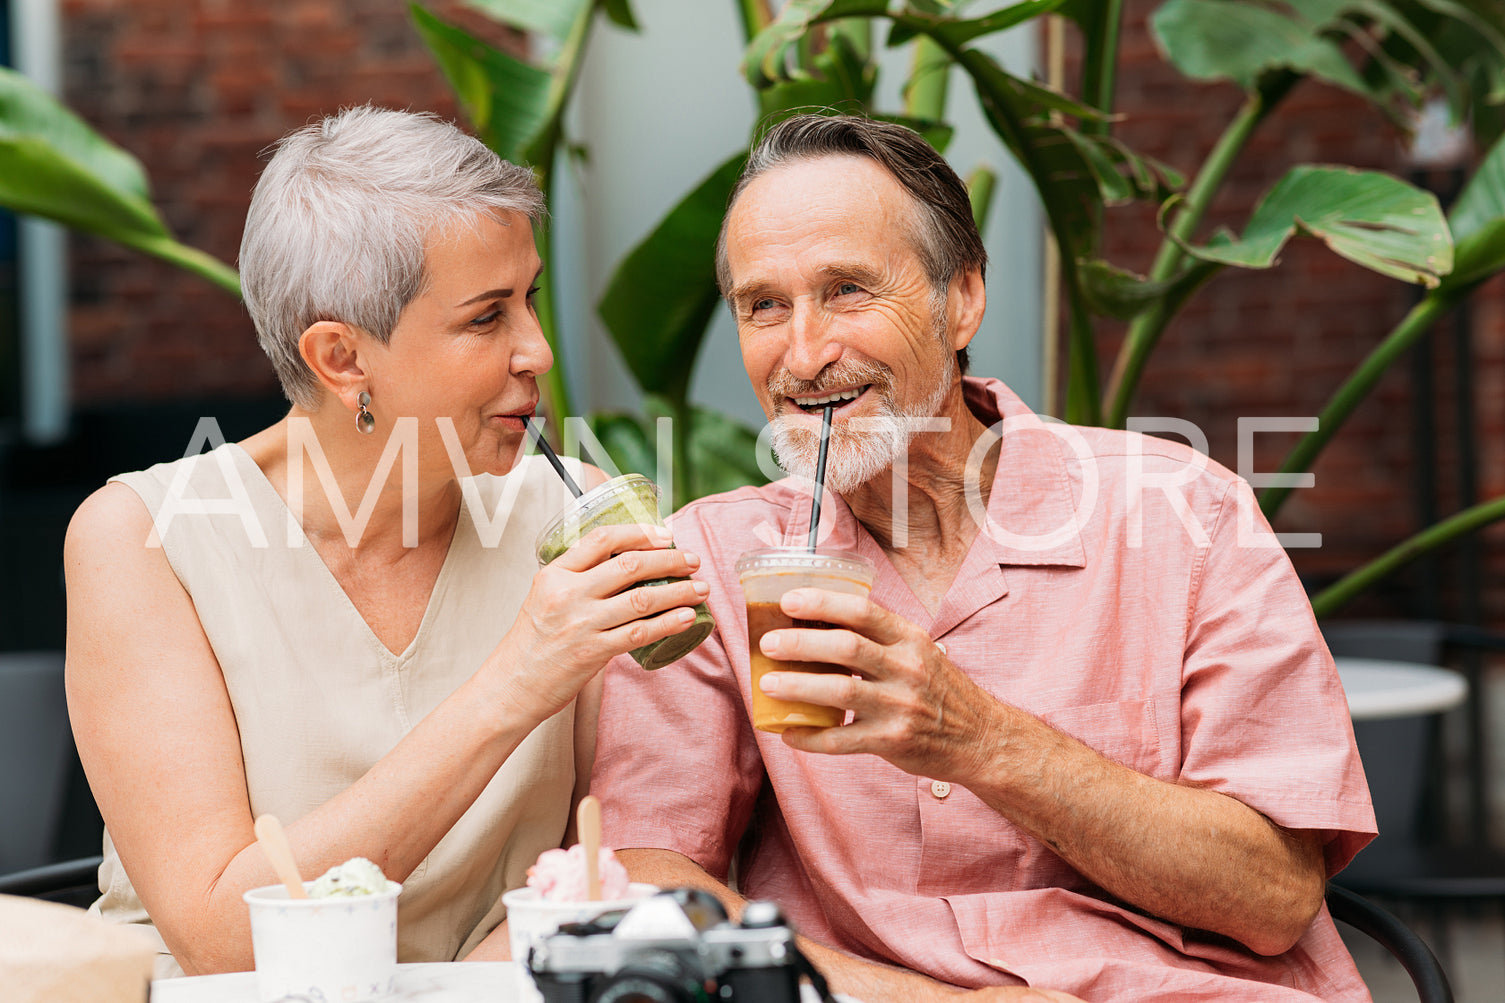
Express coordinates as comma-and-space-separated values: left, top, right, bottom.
254, 814, 308, 899
578, 795, 602, 901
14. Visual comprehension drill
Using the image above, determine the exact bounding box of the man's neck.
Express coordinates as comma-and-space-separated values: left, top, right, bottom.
843, 386, 999, 611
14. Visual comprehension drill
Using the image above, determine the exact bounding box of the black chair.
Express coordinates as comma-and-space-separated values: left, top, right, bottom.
1328, 883, 1453, 1003
0, 854, 103, 909
1323, 619, 1505, 977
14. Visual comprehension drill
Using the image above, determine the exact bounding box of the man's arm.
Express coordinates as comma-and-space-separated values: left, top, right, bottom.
617, 848, 1082, 1003
755, 588, 1327, 956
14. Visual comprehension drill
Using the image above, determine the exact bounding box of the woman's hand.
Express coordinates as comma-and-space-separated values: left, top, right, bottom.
497, 522, 708, 721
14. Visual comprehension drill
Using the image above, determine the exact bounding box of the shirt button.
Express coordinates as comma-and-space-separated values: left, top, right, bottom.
931, 780, 951, 799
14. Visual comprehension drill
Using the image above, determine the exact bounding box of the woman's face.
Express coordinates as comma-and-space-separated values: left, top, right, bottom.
364, 210, 552, 480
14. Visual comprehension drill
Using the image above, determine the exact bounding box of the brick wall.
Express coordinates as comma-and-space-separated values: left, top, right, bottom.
60, 0, 520, 403
1070, 0, 1505, 627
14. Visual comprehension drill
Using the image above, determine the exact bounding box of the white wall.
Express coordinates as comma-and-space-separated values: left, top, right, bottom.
10, 0, 68, 444
553, 1, 1043, 430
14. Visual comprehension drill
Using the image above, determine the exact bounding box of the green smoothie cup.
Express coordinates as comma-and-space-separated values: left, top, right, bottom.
535, 473, 715, 671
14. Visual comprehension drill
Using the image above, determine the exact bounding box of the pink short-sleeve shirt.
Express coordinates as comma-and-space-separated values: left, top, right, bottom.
594, 377, 1376, 1002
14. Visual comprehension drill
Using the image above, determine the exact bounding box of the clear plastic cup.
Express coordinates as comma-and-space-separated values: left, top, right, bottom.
535, 474, 714, 671
735, 547, 877, 733
243, 880, 401, 1003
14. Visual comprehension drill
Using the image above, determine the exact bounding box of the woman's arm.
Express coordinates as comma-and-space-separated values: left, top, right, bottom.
65, 480, 703, 975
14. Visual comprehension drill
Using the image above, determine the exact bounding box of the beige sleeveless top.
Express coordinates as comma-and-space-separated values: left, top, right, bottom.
95, 443, 582, 976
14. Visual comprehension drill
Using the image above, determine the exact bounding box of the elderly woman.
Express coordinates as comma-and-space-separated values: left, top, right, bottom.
62, 106, 705, 976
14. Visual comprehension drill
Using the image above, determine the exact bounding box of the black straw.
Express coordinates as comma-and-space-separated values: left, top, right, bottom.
806, 404, 835, 550
528, 419, 583, 498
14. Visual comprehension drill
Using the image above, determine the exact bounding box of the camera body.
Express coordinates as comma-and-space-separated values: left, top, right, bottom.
529, 888, 823, 1003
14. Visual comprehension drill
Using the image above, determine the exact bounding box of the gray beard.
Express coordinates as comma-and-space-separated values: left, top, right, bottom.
769, 350, 955, 495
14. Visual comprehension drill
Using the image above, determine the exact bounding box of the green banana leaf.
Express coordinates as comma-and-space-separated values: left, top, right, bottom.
460, 0, 584, 40
1078, 259, 1182, 320
745, 0, 1062, 88
1151, 0, 1375, 99
1261, 135, 1505, 518
1438, 131, 1505, 292
0, 68, 239, 295
1173, 166, 1453, 287
597, 152, 748, 402
410, 5, 556, 164
601, 8, 944, 408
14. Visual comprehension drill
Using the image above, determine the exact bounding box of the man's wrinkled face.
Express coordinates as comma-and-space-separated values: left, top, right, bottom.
723, 155, 957, 493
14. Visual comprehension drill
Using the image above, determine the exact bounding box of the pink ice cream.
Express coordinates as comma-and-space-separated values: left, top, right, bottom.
526, 844, 631, 902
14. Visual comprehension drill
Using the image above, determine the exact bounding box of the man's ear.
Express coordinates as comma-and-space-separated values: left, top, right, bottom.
298, 321, 369, 409
947, 267, 987, 353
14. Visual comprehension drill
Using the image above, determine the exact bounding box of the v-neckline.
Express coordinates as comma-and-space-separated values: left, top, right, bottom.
227, 442, 468, 662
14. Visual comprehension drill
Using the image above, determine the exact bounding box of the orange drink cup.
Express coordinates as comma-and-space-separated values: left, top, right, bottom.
735, 548, 876, 733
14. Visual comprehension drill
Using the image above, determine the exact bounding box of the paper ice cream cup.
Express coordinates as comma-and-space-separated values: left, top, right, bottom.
243, 881, 401, 1003
502, 882, 658, 1003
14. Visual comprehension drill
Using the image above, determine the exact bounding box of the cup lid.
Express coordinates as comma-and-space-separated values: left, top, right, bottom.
734, 547, 875, 583
535, 473, 661, 561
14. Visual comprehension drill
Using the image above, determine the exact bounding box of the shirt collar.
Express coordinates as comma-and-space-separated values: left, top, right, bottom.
963, 377, 1088, 569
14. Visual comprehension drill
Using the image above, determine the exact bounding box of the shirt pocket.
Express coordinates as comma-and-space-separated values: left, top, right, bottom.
1036, 696, 1170, 779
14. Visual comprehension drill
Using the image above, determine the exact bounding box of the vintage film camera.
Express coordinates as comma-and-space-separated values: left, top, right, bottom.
528, 887, 836, 1003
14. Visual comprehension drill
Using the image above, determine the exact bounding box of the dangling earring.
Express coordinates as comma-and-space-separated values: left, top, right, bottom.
356, 391, 375, 435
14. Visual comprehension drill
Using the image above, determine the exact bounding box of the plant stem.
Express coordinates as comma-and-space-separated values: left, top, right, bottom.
905, 33, 950, 122
1062, 274, 1100, 425
1310, 493, 1505, 618
531, 211, 573, 435
1079, 0, 1123, 134
1103, 75, 1296, 428
126, 234, 241, 298
1260, 293, 1453, 519
736, 0, 775, 44
673, 395, 694, 510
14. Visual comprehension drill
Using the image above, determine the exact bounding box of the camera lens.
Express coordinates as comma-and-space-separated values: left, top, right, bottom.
587, 951, 706, 1003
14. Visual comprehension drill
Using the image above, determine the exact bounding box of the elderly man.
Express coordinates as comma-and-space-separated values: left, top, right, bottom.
591, 114, 1375, 1002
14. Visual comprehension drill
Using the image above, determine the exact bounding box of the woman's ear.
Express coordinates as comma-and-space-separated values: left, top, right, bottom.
948, 267, 987, 353
299, 321, 369, 408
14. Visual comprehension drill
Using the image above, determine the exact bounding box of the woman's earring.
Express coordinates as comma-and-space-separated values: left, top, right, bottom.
356, 391, 375, 435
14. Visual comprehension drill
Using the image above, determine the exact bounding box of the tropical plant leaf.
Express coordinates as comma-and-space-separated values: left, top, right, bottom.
1438, 131, 1505, 291
1151, 0, 1377, 99
598, 152, 748, 401
583, 411, 659, 479
887, 0, 1063, 47
757, 27, 878, 120
0, 68, 152, 200
644, 397, 770, 498
1078, 259, 1180, 319
600, 0, 639, 30
0, 68, 240, 294
411, 5, 554, 165
1175, 166, 1453, 286
747, 0, 1061, 87
586, 404, 769, 499
1448, 130, 1505, 245
461, 0, 588, 40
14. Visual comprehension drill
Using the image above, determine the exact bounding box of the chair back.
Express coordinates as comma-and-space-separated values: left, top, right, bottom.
1327, 884, 1452, 1003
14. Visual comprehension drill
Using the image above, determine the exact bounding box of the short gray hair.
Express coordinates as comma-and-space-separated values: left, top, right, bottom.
239, 106, 545, 408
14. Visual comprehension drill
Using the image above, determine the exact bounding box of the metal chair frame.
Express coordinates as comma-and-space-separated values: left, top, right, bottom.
1328, 883, 1453, 1003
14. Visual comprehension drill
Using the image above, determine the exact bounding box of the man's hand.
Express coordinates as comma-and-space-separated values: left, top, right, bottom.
749, 586, 1328, 957
754, 586, 991, 780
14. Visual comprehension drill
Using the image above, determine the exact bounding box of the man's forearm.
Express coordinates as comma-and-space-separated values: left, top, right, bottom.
962, 703, 1326, 955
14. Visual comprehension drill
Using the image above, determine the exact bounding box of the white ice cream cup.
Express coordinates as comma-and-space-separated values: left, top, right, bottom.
243, 881, 401, 1003
502, 882, 658, 1003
